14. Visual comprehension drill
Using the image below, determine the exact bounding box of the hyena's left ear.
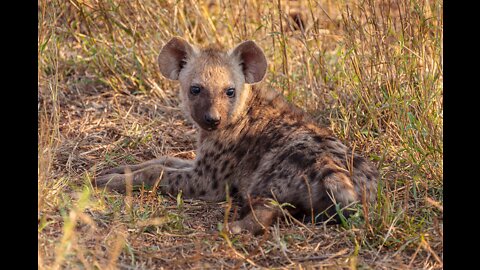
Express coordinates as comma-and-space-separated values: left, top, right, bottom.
229, 40, 267, 84
158, 37, 197, 81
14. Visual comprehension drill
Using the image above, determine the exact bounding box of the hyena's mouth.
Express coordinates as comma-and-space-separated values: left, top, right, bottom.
197, 122, 219, 131
206, 126, 219, 131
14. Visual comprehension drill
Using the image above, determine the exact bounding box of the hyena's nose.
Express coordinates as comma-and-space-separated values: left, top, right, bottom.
205, 112, 221, 127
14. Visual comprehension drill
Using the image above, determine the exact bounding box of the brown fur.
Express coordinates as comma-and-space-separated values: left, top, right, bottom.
96, 37, 379, 234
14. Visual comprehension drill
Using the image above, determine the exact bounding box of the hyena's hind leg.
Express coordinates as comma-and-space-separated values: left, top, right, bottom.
228, 197, 281, 235
98, 156, 194, 176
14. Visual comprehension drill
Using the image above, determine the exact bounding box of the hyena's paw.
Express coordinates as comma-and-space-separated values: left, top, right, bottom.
228, 220, 246, 234
94, 173, 129, 193
95, 165, 166, 193
227, 205, 280, 235
227, 219, 266, 235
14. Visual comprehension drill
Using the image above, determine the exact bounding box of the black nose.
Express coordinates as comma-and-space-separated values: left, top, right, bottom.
204, 114, 221, 127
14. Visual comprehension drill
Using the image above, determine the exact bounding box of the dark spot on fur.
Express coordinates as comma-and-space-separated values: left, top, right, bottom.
260, 169, 276, 181
214, 141, 223, 149
212, 179, 218, 190
288, 152, 316, 169
366, 169, 378, 181
353, 156, 365, 166
221, 145, 234, 154
220, 160, 230, 174
279, 170, 288, 179
318, 168, 338, 180
244, 135, 254, 146
278, 151, 290, 161
234, 143, 249, 160
329, 150, 348, 163
271, 131, 282, 142
230, 184, 238, 196
205, 163, 211, 171
292, 122, 302, 128
296, 143, 307, 150
313, 135, 324, 143
247, 153, 262, 171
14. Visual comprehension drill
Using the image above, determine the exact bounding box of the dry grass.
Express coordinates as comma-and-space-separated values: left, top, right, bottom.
38, 0, 443, 269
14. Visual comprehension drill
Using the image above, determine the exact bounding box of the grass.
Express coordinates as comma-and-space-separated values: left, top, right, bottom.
38, 0, 443, 269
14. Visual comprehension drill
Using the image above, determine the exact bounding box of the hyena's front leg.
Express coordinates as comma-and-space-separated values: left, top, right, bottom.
98, 156, 194, 176
95, 164, 190, 194
95, 162, 227, 202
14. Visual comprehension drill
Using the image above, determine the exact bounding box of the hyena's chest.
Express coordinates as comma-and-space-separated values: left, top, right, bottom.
195, 120, 297, 187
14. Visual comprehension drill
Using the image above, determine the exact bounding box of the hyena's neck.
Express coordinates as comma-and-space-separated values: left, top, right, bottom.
197, 85, 299, 146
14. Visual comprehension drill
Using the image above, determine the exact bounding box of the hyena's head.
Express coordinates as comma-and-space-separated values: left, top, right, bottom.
157, 37, 267, 131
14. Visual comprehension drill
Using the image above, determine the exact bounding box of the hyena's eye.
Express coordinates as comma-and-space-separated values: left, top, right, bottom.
225, 87, 235, 98
190, 86, 201, 95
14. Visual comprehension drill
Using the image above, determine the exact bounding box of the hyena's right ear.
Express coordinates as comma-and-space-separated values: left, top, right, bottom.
158, 37, 197, 80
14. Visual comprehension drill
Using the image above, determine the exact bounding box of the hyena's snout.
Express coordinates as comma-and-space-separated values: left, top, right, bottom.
204, 108, 221, 128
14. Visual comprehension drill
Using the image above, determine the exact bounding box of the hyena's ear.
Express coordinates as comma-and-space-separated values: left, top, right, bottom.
229, 40, 267, 84
158, 37, 197, 80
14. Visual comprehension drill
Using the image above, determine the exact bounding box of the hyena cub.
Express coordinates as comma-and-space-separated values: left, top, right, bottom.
96, 37, 379, 234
